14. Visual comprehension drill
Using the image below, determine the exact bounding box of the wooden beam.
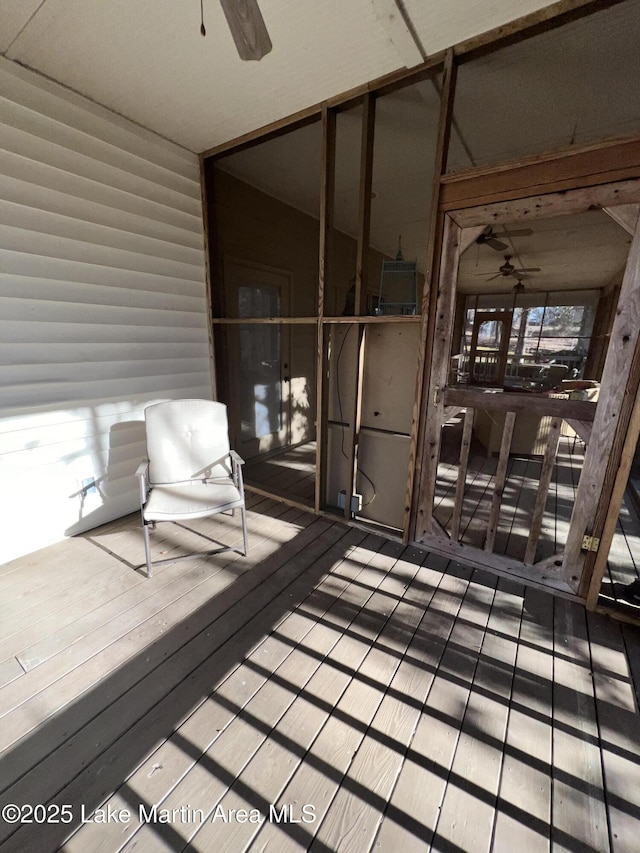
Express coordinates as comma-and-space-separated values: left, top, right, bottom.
447, 175, 640, 227
344, 325, 367, 519
212, 317, 318, 324
603, 203, 640, 236
563, 217, 640, 583
315, 106, 336, 514
414, 213, 462, 541
563, 419, 592, 445
414, 533, 578, 597
321, 315, 421, 325
442, 139, 640, 213
450, 407, 475, 542
524, 418, 562, 565
354, 94, 376, 316
443, 387, 597, 421
406, 48, 458, 543
484, 411, 516, 553
585, 385, 640, 609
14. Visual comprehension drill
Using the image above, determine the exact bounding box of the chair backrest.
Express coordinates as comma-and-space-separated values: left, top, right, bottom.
145, 400, 231, 485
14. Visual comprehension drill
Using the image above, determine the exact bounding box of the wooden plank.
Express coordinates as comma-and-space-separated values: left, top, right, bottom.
0, 510, 325, 794
441, 141, 640, 212
365, 564, 471, 852
196, 544, 435, 852
315, 106, 335, 513
374, 568, 496, 852
563, 218, 640, 585
211, 316, 318, 324
443, 386, 597, 421
587, 610, 640, 853
321, 314, 421, 324
485, 411, 516, 552
552, 599, 610, 853
0, 500, 283, 665
450, 407, 475, 542
585, 385, 640, 608
93, 532, 387, 853
493, 586, 553, 852
412, 533, 575, 596
404, 48, 457, 543
432, 580, 524, 853
354, 94, 375, 317
0, 520, 355, 850
414, 214, 462, 541
343, 324, 367, 520
524, 418, 562, 565
564, 419, 592, 444
448, 178, 640, 229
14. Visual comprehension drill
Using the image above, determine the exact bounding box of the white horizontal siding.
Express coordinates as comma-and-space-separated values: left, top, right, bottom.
0, 58, 213, 564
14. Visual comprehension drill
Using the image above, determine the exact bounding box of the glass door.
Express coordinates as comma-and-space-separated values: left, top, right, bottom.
224, 260, 291, 459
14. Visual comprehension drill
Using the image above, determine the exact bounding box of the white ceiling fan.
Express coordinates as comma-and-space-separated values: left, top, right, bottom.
200, 0, 272, 61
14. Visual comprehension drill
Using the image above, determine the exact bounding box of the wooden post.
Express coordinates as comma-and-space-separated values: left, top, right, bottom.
524, 417, 562, 565
414, 213, 463, 541
563, 217, 640, 584
405, 48, 457, 543
450, 407, 475, 541
343, 94, 375, 518
585, 385, 640, 609
354, 93, 376, 317
315, 105, 336, 513
484, 411, 516, 552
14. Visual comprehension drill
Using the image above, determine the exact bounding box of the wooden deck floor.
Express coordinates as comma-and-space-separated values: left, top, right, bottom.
244, 442, 316, 507
1, 495, 640, 852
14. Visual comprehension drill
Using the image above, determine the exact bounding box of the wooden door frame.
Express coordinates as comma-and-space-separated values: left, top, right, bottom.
412, 179, 640, 599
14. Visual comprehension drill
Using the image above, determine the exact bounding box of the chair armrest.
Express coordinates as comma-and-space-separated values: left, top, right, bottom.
229, 450, 245, 491
136, 459, 150, 505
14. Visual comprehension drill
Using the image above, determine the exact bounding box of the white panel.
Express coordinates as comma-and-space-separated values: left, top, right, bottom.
358, 430, 410, 530
0, 58, 212, 564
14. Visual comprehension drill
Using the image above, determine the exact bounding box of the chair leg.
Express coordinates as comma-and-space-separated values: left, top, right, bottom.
240, 503, 249, 556
142, 519, 153, 578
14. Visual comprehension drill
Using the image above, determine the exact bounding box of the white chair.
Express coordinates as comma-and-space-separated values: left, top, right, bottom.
136, 400, 248, 577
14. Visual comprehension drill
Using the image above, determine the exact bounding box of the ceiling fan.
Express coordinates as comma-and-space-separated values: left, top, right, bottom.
200, 0, 272, 61
487, 255, 541, 282
476, 225, 534, 252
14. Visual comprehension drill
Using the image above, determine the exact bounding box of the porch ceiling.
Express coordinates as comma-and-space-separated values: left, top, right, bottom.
0, 0, 558, 152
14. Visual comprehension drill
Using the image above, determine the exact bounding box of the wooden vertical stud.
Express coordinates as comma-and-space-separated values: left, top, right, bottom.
406, 48, 458, 542
315, 105, 336, 513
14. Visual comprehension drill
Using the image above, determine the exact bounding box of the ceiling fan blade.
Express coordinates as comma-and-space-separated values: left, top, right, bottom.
515, 267, 541, 273
498, 228, 533, 238
486, 237, 508, 251
219, 0, 272, 61
486, 273, 502, 281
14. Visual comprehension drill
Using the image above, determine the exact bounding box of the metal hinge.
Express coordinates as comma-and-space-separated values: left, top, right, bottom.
582, 535, 600, 553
